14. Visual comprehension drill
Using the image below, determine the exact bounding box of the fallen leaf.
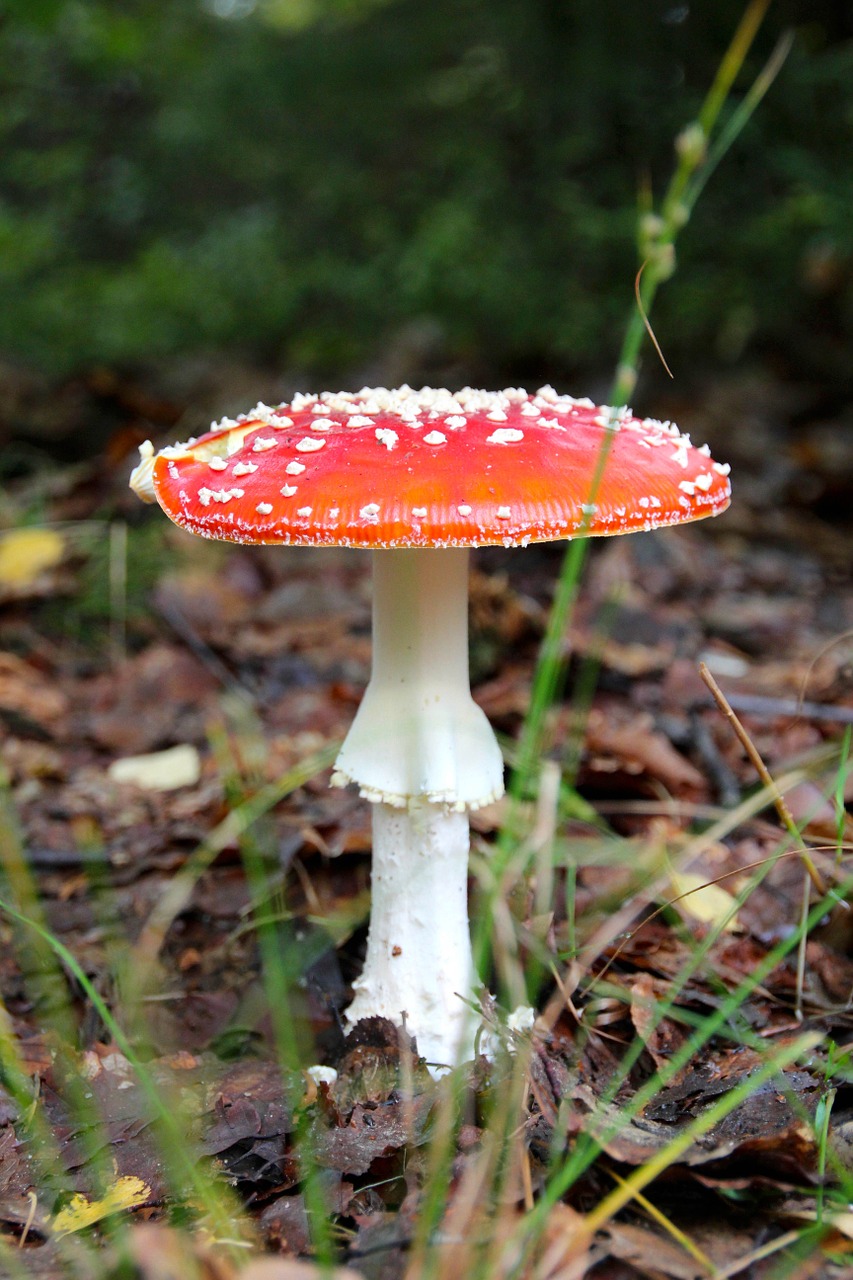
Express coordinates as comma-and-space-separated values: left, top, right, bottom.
0, 652, 69, 731
599, 1220, 714, 1280
584, 707, 706, 796
108, 744, 202, 791
629, 973, 690, 1070
570, 1061, 820, 1175
200, 1059, 295, 1189
313, 1096, 433, 1176
0, 527, 65, 587
52, 1174, 151, 1235
668, 869, 739, 932
84, 643, 219, 754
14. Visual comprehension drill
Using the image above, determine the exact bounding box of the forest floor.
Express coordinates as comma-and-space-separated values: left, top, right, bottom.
2, 364, 853, 1278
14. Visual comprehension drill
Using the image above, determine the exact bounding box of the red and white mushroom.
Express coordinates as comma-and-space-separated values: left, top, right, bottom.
131, 385, 731, 1068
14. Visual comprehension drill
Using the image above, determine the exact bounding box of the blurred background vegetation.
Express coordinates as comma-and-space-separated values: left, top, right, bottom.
0, 0, 850, 408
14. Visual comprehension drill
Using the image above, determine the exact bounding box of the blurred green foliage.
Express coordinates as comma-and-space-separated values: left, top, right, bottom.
0, 0, 850, 383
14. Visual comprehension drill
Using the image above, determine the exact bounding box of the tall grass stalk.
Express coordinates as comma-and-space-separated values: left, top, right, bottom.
472, 0, 789, 1008
509, 0, 790, 815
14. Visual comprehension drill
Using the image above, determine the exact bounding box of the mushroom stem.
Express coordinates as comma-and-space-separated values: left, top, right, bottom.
345, 800, 478, 1067
335, 547, 504, 1066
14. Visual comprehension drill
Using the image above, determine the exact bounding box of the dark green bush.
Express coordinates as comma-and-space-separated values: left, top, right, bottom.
0, 0, 850, 382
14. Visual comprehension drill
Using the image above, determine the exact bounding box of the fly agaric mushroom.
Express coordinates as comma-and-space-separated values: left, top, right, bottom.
130, 385, 731, 1068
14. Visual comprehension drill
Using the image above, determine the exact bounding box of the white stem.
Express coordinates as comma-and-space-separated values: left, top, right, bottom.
345, 800, 479, 1068
334, 548, 504, 1066
332, 548, 504, 809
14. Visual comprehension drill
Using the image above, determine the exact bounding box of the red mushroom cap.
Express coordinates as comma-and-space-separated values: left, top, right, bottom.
141, 386, 731, 549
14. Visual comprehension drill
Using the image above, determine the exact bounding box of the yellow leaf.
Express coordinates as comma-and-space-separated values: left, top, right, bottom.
52, 1175, 151, 1236
669, 870, 739, 932
0, 528, 65, 586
